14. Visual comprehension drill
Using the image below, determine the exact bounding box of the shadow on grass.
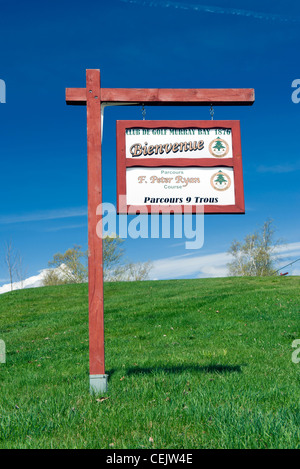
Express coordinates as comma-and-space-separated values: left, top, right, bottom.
125, 364, 244, 376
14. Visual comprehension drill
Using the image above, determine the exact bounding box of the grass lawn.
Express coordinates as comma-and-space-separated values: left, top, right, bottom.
0, 276, 299, 449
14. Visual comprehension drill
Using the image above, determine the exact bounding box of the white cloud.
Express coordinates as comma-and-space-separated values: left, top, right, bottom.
273, 243, 300, 273
274, 243, 300, 263
275, 242, 300, 254
0, 270, 45, 294
150, 251, 232, 280
257, 163, 300, 173
43, 223, 87, 232
0, 264, 72, 294
0, 207, 87, 225
150, 242, 300, 280
120, 0, 298, 23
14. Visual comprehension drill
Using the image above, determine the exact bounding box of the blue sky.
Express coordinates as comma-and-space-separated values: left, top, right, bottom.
0, 0, 300, 283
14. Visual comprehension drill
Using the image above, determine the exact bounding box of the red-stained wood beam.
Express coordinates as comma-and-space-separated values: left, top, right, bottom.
66, 87, 255, 106
66, 87, 86, 105
86, 70, 105, 378
125, 158, 236, 168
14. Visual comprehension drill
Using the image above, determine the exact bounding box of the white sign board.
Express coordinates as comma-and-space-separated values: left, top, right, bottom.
125, 127, 233, 159
117, 121, 244, 214
126, 167, 235, 206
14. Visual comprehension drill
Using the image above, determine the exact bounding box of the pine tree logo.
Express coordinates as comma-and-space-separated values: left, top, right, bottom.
209, 137, 229, 157
210, 170, 231, 191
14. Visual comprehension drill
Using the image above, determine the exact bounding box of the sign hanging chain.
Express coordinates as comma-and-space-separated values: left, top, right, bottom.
210, 104, 214, 120
142, 103, 146, 120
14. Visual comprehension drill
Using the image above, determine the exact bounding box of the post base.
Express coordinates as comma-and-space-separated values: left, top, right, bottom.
89, 374, 108, 395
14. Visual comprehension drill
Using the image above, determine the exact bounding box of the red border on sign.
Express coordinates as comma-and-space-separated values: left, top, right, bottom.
116, 120, 244, 214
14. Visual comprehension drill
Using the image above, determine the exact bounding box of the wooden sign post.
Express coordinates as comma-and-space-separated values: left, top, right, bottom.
66, 69, 254, 394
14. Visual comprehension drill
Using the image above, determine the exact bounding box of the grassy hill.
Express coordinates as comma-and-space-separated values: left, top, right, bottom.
0, 276, 299, 449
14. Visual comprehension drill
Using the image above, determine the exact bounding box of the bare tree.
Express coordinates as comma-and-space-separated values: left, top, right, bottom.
4, 240, 18, 291
3, 240, 27, 291
15, 252, 27, 289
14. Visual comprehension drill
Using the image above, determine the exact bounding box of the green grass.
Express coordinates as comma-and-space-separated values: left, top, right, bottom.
0, 276, 299, 449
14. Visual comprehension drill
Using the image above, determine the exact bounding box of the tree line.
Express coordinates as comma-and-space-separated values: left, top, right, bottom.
2, 220, 284, 291
42, 236, 152, 286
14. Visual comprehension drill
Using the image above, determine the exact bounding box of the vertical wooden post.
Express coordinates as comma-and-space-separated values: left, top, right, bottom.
86, 69, 107, 393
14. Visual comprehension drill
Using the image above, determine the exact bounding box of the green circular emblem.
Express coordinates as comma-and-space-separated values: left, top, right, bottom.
210, 170, 231, 191
209, 137, 229, 157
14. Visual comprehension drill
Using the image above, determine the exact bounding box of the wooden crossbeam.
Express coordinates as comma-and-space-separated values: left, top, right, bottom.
66, 87, 255, 106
